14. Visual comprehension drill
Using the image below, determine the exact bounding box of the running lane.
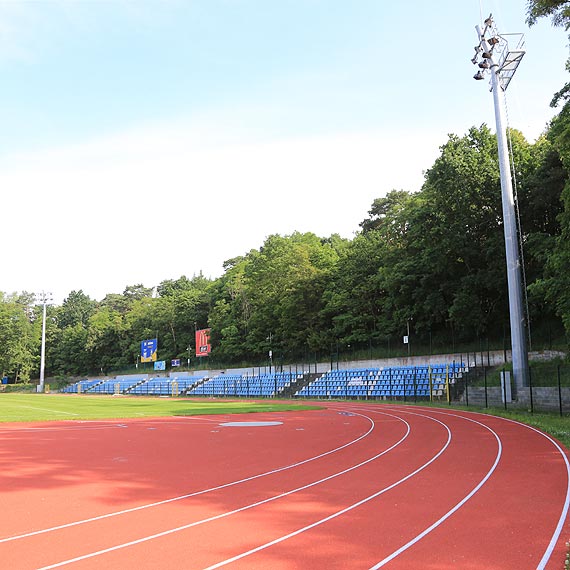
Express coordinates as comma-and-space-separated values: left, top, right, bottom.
0, 404, 567, 569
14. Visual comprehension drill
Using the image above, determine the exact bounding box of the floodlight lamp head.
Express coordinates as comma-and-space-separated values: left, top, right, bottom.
473, 70, 485, 80
478, 61, 489, 69
484, 15, 493, 27
471, 55, 479, 64
488, 36, 500, 46
482, 51, 492, 59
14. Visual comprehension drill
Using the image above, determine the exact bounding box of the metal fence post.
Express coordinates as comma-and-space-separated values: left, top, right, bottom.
558, 364, 563, 417
414, 369, 417, 403
529, 366, 534, 414
484, 366, 488, 408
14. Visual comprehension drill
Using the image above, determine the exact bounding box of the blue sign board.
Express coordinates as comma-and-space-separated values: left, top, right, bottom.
141, 338, 158, 362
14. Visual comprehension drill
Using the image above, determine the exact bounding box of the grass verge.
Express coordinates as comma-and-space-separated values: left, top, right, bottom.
0, 393, 319, 423
347, 398, 570, 450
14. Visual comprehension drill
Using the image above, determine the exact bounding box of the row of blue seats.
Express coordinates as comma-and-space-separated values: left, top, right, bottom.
63, 374, 207, 395
189, 372, 300, 398
303, 388, 436, 398
63, 365, 460, 398
321, 379, 449, 387
325, 365, 464, 378
130, 377, 203, 395
62, 379, 102, 393
86, 372, 295, 398
295, 365, 462, 398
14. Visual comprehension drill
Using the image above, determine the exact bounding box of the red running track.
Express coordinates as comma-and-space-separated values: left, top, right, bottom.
0, 403, 568, 569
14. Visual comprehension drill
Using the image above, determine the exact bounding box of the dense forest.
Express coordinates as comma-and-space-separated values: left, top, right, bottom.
3, 0, 570, 381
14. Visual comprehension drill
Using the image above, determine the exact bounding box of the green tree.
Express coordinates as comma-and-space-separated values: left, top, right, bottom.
58, 290, 96, 329
526, 0, 570, 28
51, 324, 90, 376
243, 232, 341, 360
208, 256, 254, 362
0, 293, 36, 381
527, 0, 570, 106
531, 106, 570, 339
86, 308, 129, 373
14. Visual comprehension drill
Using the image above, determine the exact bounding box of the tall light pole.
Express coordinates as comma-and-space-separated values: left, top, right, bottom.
267, 332, 273, 374
38, 292, 53, 393
472, 15, 529, 391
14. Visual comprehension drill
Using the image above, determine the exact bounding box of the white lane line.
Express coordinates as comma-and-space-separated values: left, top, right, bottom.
367, 410, 502, 568
480, 415, 570, 570
35, 411, 410, 570
388, 405, 570, 570
0, 409, 374, 544
201, 410, 451, 570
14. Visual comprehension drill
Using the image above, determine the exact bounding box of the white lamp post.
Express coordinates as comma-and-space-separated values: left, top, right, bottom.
37, 292, 53, 393
471, 14, 529, 391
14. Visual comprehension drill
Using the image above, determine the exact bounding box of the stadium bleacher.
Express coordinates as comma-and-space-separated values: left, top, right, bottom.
295, 363, 465, 400
130, 374, 207, 396
61, 364, 465, 401
188, 371, 301, 398
62, 379, 103, 393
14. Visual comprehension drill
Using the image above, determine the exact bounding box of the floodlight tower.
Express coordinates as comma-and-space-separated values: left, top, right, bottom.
38, 291, 53, 393
472, 14, 529, 391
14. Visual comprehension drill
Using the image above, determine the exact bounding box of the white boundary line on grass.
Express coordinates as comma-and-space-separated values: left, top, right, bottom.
1, 404, 79, 416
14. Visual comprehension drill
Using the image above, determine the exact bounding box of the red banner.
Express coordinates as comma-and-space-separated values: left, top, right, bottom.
195, 328, 211, 357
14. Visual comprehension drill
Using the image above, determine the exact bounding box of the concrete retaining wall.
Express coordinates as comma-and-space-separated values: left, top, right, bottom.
461, 386, 570, 412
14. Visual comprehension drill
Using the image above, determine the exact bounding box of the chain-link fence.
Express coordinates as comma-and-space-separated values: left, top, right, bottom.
451, 363, 570, 415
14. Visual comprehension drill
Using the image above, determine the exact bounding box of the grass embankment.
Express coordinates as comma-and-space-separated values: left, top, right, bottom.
472, 359, 570, 388
0, 393, 319, 423
481, 408, 570, 449
376, 398, 570, 449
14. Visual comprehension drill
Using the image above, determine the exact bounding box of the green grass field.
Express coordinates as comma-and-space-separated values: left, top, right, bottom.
1, 394, 567, 452
0, 394, 319, 423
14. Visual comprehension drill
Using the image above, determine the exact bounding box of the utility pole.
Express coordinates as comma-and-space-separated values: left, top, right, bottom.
472, 14, 529, 391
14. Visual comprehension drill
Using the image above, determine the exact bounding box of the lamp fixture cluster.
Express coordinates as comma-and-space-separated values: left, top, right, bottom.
37, 291, 54, 306
472, 14, 502, 80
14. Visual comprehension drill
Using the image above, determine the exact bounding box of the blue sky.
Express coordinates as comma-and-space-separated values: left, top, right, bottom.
1, 0, 568, 302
